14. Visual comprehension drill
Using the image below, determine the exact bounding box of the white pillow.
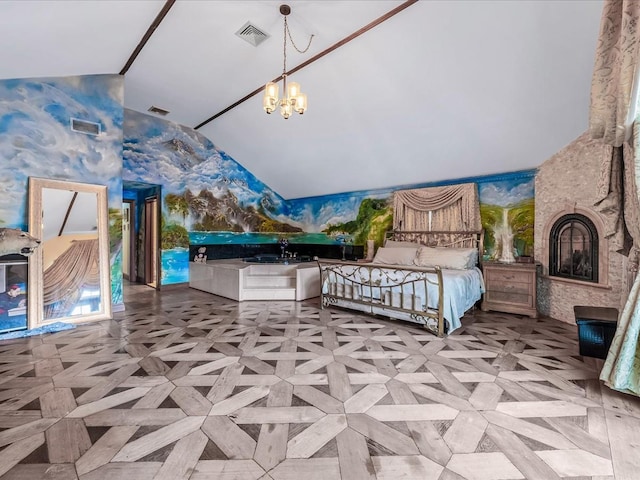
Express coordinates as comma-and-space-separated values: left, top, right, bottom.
414, 247, 477, 270
384, 239, 422, 249
371, 247, 418, 265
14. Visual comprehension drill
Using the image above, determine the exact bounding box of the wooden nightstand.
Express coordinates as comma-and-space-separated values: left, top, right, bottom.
481, 261, 538, 318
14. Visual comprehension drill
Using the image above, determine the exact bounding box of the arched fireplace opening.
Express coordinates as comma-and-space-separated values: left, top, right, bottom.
549, 213, 599, 283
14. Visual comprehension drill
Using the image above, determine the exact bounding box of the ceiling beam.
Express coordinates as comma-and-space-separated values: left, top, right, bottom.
119, 0, 177, 76
58, 192, 78, 237
194, 0, 419, 130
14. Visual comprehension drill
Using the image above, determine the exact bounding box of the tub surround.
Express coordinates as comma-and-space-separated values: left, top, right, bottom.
189, 259, 320, 301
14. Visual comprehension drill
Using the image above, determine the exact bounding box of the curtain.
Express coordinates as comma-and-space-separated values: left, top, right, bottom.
393, 183, 481, 232
589, 0, 640, 147
592, 1, 640, 395
43, 239, 100, 319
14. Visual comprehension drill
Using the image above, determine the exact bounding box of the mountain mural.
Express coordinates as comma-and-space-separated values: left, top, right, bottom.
180, 188, 301, 234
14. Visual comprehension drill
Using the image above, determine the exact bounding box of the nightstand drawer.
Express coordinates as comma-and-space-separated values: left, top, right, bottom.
488, 280, 532, 296
485, 269, 532, 284
485, 290, 533, 307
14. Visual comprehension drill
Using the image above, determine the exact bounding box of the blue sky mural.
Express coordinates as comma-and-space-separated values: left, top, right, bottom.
478, 174, 534, 207
285, 191, 390, 233
0, 75, 123, 229
123, 109, 288, 227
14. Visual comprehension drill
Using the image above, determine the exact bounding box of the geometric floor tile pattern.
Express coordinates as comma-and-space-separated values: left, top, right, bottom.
1, 283, 640, 479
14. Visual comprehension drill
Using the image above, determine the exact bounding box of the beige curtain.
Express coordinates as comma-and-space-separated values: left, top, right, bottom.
589, 0, 640, 146
43, 239, 100, 319
594, 142, 639, 255
393, 183, 481, 231
591, 1, 640, 395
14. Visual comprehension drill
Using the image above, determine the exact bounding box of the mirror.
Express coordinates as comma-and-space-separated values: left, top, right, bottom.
28, 178, 112, 328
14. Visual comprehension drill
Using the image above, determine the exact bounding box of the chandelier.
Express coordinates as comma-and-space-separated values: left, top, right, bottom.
263, 4, 314, 119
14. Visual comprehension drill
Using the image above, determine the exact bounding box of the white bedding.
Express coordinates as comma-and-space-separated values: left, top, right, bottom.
438, 267, 485, 332
321, 265, 484, 333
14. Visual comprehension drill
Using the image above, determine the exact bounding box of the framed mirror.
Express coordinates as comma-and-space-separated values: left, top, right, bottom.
28, 178, 112, 328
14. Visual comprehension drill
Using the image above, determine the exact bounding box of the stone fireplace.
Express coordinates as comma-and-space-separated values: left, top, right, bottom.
535, 133, 629, 324
548, 212, 599, 283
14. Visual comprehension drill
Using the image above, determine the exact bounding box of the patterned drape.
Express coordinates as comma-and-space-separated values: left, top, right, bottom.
589, 0, 640, 147
392, 183, 480, 232
43, 239, 100, 319
591, 1, 640, 396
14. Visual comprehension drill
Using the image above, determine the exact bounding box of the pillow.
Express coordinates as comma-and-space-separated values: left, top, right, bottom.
414, 246, 477, 270
384, 239, 422, 249
371, 247, 419, 265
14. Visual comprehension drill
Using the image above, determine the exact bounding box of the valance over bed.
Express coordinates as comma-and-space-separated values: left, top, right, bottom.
393, 183, 481, 232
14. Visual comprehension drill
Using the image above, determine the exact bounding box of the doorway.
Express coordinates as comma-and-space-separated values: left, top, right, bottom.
144, 196, 159, 288
122, 181, 161, 289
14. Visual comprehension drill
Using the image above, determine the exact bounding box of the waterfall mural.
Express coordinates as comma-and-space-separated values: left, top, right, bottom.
497, 208, 517, 263
478, 174, 535, 260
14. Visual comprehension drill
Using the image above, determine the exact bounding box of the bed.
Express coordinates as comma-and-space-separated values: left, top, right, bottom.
317, 230, 485, 337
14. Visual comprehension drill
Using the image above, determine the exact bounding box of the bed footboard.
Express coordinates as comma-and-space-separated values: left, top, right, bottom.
317, 260, 446, 337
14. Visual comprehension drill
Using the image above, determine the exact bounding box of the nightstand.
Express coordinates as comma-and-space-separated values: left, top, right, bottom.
481, 261, 538, 318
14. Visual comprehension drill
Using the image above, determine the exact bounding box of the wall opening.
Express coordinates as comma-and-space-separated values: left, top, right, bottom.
549, 213, 599, 283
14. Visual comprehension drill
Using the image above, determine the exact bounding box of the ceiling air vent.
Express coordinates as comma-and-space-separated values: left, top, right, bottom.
70, 118, 100, 136
235, 21, 269, 47
148, 105, 170, 116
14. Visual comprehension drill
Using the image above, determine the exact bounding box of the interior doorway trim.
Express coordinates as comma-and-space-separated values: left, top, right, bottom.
122, 199, 136, 281
144, 195, 162, 290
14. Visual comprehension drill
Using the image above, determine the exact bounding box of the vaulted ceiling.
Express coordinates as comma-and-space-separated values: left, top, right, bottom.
0, 0, 604, 199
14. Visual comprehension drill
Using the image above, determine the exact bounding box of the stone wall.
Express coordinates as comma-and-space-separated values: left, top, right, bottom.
535, 132, 629, 324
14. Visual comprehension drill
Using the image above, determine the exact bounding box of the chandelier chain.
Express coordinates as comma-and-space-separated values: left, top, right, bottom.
284, 17, 315, 53
283, 16, 288, 75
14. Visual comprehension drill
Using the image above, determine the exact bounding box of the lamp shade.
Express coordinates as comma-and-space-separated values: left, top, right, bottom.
265, 82, 278, 98
263, 82, 279, 114
294, 93, 307, 114
287, 81, 301, 100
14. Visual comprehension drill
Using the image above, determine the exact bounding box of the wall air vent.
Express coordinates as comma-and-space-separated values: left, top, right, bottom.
148, 105, 170, 116
235, 21, 269, 47
70, 118, 101, 136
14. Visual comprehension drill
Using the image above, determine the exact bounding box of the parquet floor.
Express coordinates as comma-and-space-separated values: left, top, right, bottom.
1, 284, 640, 480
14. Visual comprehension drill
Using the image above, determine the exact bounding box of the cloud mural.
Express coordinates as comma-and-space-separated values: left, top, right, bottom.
0, 75, 123, 229
0, 73, 124, 306
478, 175, 534, 207
123, 109, 287, 226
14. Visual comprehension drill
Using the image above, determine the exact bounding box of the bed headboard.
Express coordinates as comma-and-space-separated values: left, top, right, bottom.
387, 230, 484, 257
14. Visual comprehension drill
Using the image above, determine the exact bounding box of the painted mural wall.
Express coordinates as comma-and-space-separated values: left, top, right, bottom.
123, 109, 297, 284
287, 171, 536, 261
124, 109, 535, 285
0, 74, 124, 305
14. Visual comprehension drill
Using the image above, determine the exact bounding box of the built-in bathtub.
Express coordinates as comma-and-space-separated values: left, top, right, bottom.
189, 258, 320, 301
